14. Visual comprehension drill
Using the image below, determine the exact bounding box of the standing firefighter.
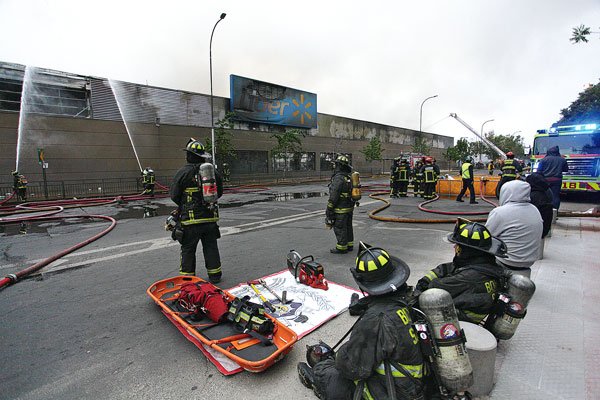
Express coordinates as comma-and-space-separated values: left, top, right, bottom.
12, 171, 27, 201
496, 152, 521, 198
170, 139, 224, 283
326, 155, 355, 254
141, 167, 156, 196
420, 157, 440, 200
397, 158, 411, 197
412, 159, 424, 197
297, 242, 426, 399
221, 162, 231, 183
390, 157, 401, 198
456, 157, 478, 204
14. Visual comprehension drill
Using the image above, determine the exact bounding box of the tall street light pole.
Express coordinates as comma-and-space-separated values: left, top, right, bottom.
419, 94, 438, 134
480, 119, 494, 162
210, 12, 226, 167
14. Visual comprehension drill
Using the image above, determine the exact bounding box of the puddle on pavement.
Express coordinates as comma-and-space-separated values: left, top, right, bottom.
78, 192, 327, 220
0, 192, 328, 236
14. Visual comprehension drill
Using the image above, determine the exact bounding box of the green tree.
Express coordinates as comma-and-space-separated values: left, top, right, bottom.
412, 133, 431, 155
442, 146, 461, 172
570, 24, 599, 43
205, 112, 237, 168
360, 135, 384, 162
271, 128, 305, 174
484, 133, 526, 159
556, 81, 600, 125
469, 140, 489, 162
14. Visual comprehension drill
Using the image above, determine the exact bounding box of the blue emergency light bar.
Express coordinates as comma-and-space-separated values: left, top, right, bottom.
549, 123, 598, 134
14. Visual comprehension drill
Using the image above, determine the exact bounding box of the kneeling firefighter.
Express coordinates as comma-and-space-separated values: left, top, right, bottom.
170, 138, 224, 283
415, 218, 508, 324
298, 242, 427, 399
326, 155, 356, 254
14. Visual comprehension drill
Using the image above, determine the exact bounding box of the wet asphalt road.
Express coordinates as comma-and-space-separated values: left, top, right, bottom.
0, 177, 597, 400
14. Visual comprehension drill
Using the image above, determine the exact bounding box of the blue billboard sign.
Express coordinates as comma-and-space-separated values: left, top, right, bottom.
230, 74, 317, 129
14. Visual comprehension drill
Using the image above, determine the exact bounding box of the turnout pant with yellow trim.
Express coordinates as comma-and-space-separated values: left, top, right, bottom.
179, 222, 221, 280
333, 212, 354, 252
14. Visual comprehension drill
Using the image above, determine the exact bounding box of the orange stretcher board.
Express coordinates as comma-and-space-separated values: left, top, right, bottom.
147, 275, 298, 374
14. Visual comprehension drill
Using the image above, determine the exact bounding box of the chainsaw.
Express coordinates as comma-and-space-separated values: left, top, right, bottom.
286, 250, 329, 290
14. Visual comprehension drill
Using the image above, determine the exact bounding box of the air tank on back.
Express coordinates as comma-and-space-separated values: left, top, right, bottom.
419, 288, 474, 392
199, 162, 218, 205
488, 274, 536, 340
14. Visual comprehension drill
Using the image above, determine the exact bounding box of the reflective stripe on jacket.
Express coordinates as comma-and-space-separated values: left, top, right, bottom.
328, 172, 354, 214
171, 163, 223, 225
501, 159, 517, 178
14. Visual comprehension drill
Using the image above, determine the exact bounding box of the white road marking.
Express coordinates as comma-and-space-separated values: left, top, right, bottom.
1, 200, 379, 275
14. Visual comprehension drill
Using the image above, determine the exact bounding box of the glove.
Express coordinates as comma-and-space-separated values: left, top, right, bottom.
415, 277, 430, 293
326, 208, 335, 221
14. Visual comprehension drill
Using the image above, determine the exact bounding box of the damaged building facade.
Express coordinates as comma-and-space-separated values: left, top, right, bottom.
0, 61, 453, 190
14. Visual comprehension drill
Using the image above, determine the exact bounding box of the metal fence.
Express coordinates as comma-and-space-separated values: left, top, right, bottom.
0, 176, 166, 201
0, 168, 384, 201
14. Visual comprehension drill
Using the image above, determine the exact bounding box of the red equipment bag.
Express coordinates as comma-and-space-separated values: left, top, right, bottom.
178, 281, 229, 323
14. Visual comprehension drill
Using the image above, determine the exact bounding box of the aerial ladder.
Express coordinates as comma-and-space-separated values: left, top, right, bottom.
449, 113, 507, 160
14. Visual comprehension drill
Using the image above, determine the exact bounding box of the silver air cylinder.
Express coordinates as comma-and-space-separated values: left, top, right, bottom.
490, 274, 536, 340
199, 162, 218, 204
419, 288, 474, 392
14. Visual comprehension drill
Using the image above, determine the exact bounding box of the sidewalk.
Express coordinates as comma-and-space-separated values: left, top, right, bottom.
489, 216, 600, 399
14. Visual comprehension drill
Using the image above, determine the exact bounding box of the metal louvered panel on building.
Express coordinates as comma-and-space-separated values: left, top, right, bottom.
90, 78, 212, 127
90, 78, 121, 121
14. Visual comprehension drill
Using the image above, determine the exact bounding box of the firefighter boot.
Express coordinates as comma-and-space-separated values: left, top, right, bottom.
330, 248, 348, 254
298, 362, 325, 399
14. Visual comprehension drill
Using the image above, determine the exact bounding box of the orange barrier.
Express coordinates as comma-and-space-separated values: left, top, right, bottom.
147, 276, 298, 373
436, 176, 499, 197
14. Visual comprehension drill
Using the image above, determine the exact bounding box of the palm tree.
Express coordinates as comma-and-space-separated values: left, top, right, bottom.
570, 25, 592, 43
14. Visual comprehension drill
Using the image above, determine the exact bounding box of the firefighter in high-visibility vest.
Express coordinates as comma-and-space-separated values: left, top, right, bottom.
487, 161, 494, 176
170, 139, 224, 283
456, 157, 478, 204
415, 218, 508, 324
326, 154, 355, 254
297, 242, 426, 399
12, 170, 27, 201
141, 167, 156, 196
496, 151, 522, 198
420, 157, 440, 200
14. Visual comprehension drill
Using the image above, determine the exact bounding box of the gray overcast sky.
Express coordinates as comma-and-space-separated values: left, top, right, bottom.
1, 0, 599, 146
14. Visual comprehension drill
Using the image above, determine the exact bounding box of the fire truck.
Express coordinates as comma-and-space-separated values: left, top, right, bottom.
531, 123, 600, 192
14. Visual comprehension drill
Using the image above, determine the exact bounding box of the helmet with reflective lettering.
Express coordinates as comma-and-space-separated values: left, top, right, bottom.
351, 242, 410, 296
424, 156, 433, 164
183, 138, 205, 157
447, 218, 507, 257
506, 151, 514, 159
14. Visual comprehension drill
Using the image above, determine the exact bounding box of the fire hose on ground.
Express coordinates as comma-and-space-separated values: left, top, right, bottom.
0, 213, 116, 290
368, 180, 495, 223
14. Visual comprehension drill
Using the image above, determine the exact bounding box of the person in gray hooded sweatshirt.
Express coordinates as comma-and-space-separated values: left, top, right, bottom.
486, 179, 543, 277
